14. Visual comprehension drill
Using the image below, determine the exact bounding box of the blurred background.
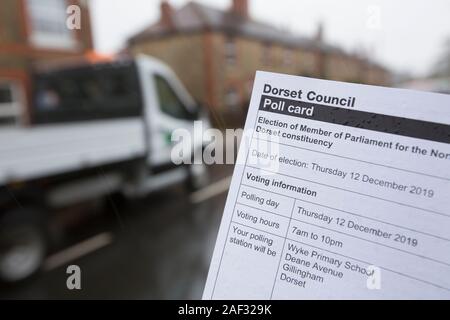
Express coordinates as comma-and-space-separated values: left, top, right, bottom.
0, 0, 449, 299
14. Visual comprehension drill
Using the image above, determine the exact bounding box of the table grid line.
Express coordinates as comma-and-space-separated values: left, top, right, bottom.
230, 220, 450, 293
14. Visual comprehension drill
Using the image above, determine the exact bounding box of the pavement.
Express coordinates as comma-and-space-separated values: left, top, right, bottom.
0, 165, 234, 299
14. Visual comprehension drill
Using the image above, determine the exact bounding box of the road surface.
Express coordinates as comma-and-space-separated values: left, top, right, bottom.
0, 165, 233, 299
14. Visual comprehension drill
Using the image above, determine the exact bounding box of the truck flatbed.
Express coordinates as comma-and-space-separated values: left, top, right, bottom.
0, 118, 146, 185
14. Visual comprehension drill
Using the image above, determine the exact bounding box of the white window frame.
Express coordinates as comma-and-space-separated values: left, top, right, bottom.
26, 0, 77, 50
225, 37, 237, 66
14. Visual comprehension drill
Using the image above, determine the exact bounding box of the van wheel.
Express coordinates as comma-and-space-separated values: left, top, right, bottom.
186, 163, 209, 191
0, 208, 47, 283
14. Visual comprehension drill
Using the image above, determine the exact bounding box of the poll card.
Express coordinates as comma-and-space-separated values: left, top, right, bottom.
203, 71, 450, 299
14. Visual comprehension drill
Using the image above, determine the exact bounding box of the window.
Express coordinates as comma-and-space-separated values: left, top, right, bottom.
0, 82, 22, 125
26, 0, 75, 49
225, 37, 237, 66
0, 86, 13, 104
154, 75, 192, 120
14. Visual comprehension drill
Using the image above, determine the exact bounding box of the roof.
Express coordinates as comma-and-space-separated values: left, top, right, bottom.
128, 1, 387, 70
130, 2, 321, 49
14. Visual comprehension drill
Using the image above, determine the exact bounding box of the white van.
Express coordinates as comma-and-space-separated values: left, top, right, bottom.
0, 55, 210, 282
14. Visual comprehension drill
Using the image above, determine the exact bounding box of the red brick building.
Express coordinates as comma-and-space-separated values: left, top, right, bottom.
0, 0, 93, 125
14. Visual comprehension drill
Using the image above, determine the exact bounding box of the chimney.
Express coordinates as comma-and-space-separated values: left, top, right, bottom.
160, 1, 174, 28
315, 23, 324, 42
231, 0, 249, 19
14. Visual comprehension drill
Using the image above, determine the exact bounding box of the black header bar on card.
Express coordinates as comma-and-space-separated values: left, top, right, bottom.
259, 95, 450, 144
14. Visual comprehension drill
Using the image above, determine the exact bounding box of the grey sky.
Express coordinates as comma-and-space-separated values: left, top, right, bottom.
90, 0, 450, 77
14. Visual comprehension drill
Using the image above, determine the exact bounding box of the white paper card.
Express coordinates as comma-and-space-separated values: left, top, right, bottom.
203, 72, 450, 299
